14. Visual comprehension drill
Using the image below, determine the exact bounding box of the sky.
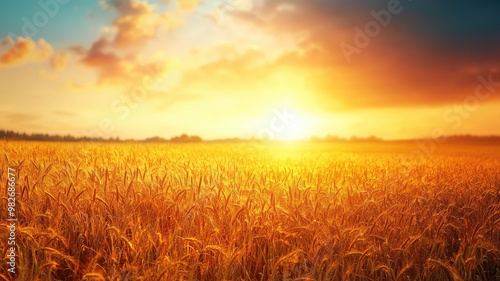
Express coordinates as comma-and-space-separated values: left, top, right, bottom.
0, 0, 499, 140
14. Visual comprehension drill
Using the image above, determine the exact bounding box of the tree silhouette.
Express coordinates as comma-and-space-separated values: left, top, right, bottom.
170, 134, 203, 143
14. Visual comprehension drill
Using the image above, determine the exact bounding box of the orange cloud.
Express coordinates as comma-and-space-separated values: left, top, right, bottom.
102, 0, 181, 47
232, 0, 500, 110
1, 37, 14, 46
49, 52, 69, 71
78, 37, 170, 85
0, 37, 53, 67
149, 40, 500, 113
80, 37, 138, 84
69, 0, 184, 85
152, 47, 286, 110
178, 0, 200, 11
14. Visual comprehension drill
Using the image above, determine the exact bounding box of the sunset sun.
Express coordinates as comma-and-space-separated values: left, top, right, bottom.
277, 115, 311, 141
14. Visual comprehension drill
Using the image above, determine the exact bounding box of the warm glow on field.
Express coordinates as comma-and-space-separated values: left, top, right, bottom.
2, 141, 499, 280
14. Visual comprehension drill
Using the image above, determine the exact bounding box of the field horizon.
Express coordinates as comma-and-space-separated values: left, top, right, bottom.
2, 129, 500, 144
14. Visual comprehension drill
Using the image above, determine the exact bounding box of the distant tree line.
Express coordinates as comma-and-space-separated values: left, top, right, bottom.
144, 134, 202, 143
310, 134, 500, 143
0, 129, 117, 142
1, 129, 499, 143
0, 129, 203, 143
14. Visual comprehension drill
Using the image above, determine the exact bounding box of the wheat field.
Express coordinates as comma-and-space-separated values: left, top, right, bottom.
1, 141, 499, 280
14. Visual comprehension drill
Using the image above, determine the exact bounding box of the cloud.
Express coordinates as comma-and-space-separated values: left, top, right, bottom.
4, 112, 38, 123
77, 36, 173, 85
49, 52, 69, 71
68, 0, 186, 85
100, 0, 181, 47
67, 0, 500, 108
1, 37, 14, 46
148, 40, 500, 113
151, 47, 286, 110
80, 37, 139, 84
67, 45, 86, 55
230, 0, 500, 109
178, 0, 200, 11
0, 37, 53, 67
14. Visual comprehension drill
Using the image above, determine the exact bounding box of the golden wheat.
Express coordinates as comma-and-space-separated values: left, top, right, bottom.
1, 141, 499, 280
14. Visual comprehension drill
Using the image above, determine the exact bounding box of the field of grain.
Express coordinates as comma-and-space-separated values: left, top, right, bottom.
1, 141, 499, 280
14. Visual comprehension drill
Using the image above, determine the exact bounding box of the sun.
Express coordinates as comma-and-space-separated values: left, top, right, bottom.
275, 113, 312, 141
